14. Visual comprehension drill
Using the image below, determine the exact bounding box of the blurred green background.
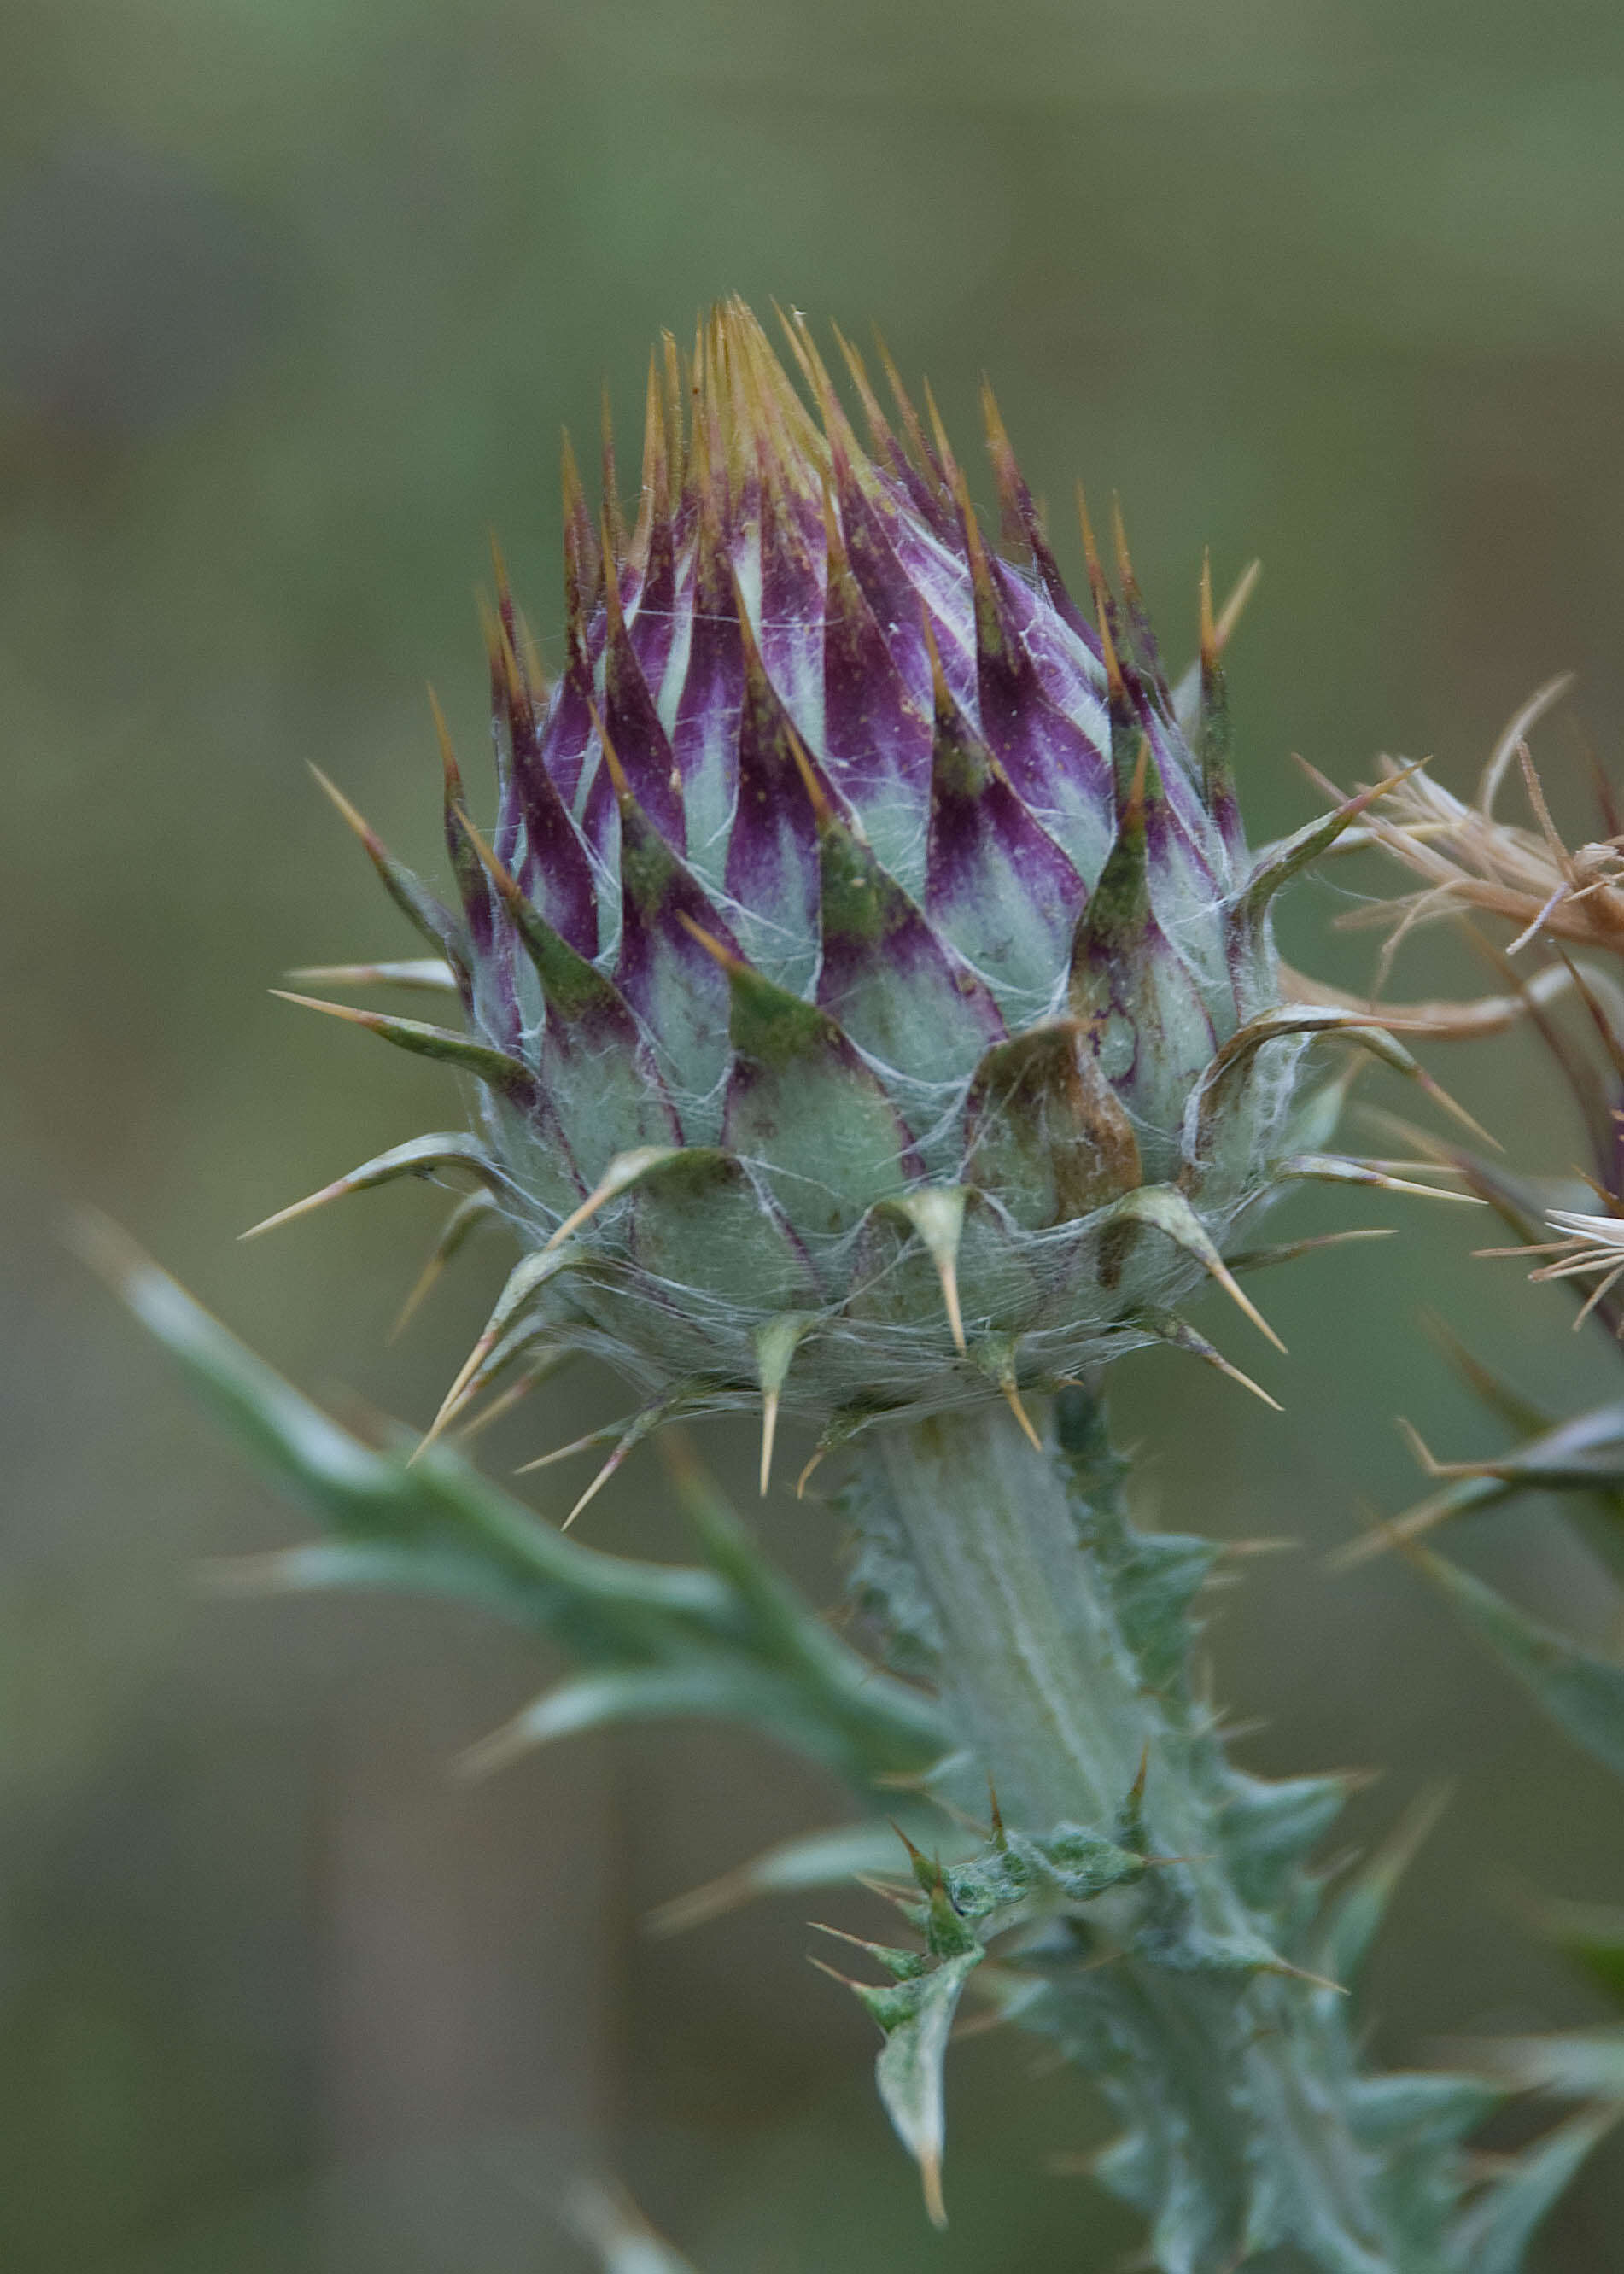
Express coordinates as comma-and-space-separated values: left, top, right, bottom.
8, 2, 1624, 2265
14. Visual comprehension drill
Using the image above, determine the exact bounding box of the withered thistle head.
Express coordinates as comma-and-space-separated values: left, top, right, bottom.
1336, 675, 1624, 973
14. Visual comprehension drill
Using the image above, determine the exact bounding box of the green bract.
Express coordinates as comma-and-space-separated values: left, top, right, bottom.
266, 301, 1436, 1490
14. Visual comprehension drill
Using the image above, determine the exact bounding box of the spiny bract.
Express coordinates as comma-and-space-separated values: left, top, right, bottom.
269, 300, 1423, 1492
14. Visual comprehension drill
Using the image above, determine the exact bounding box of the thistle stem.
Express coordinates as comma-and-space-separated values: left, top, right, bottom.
872, 1398, 1140, 1829
849, 1388, 1459, 2274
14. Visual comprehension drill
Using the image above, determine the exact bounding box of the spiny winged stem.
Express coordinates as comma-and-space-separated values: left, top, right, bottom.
848, 1387, 1458, 2274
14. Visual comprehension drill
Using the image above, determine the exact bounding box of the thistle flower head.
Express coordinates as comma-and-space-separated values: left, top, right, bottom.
270, 301, 1428, 1484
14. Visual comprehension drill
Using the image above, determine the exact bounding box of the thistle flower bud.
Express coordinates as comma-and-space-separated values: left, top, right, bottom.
272, 300, 1431, 1483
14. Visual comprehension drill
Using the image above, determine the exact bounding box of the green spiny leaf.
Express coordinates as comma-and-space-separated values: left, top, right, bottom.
1446, 2107, 1618, 2274
1347, 2072, 1503, 2151
646, 1820, 957, 1938
1417, 1547, 1624, 1783
865, 1947, 984, 2228
1220, 1774, 1351, 1911
460, 1665, 768, 1774
1478, 2030, 1624, 2102
1317, 1786, 1450, 1989
88, 1227, 945, 1794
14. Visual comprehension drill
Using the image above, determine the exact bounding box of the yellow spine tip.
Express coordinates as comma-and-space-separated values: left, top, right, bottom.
561, 1453, 619, 1532
427, 684, 463, 798
1000, 1374, 1043, 1451
920, 2152, 948, 2231
585, 698, 632, 804
1199, 548, 1218, 670
1076, 483, 1124, 699
785, 722, 832, 821
937, 1254, 967, 1356
599, 509, 624, 629
675, 909, 742, 974
758, 1389, 780, 1498
1109, 492, 1136, 590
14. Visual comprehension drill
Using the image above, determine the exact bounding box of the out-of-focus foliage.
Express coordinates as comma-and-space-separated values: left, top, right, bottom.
11, 2, 1624, 2268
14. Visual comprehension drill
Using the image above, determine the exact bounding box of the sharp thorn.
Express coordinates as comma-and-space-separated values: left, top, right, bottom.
411, 1338, 494, 1460
546, 1147, 675, 1253
561, 1449, 621, 1530
238, 1181, 347, 1242
920, 2149, 947, 2232
1212, 559, 1261, 651
1199, 549, 1218, 669
1206, 1254, 1288, 1354
759, 1387, 780, 1499
807, 1954, 866, 1992
1410, 1067, 1502, 1151
1001, 1374, 1043, 1450
513, 1421, 622, 1476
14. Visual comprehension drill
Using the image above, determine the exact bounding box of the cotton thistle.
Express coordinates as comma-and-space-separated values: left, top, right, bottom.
242, 302, 1521, 2269
264, 299, 1448, 1498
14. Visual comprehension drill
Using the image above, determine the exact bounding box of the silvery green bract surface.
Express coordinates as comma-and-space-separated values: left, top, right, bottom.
275, 301, 1421, 1477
